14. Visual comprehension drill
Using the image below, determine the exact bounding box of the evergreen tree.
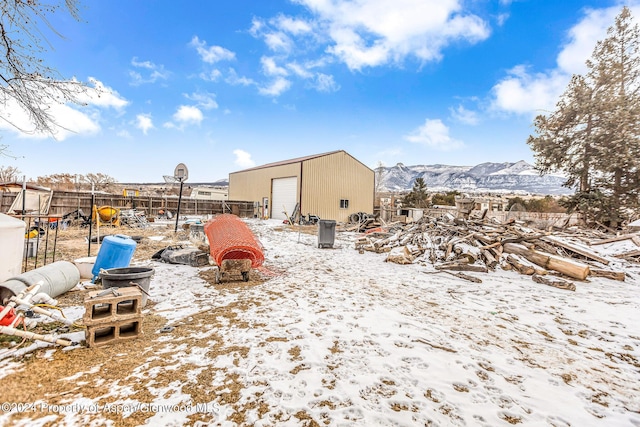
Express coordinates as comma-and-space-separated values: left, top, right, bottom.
587, 7, 640, 226
528, 6, 640, 227
403, 177, 429, 208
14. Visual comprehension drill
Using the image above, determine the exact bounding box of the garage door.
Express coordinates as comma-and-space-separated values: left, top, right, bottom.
271, 177, 297, 221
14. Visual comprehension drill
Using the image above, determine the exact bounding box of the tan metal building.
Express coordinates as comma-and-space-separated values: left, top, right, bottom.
228, 150, 374, 222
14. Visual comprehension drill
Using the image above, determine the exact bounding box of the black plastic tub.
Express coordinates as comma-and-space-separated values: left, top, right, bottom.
99, 267, 154, 307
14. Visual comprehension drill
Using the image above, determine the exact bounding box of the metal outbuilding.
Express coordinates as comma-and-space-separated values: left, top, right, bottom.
228, 150, 374, 222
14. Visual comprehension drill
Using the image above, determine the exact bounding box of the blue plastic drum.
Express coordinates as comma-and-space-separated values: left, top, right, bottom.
91, 235, 137, 282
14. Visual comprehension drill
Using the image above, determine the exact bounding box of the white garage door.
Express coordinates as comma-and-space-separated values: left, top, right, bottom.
271, 177, 298, 221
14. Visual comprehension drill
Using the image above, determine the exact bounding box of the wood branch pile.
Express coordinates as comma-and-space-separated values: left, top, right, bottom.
354, 215, 640, 291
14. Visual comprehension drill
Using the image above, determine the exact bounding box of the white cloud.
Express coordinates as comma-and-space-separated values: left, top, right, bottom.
261, 56, 289, 76
264, 32, 293, 52
274, 15, 312, 35
555, 7, 621, 75
233, 149, 256, 168
190, 36, 236, 64
0, 77, 126, 140
0, 99, 100, 140
173, 105, 203, 125
496, 13, 509, 26
314, 73, 340, 92
249, 18, 265, 37
163, 105, 204, 130
450, 105, 479, 125
117, 129, 131, 138
287, 62, 314, 78
185, 92, 218, 110
78, 78, 129, 109
129, 57, 169, 85
199, 69, 223, 82
225, 68, 255, 86
491, 66, 568, 115
490, 4, 640, 116
293, 0, 491, 70
404, 118, 464, 151
258, 77, 292, 96
136, 113, 154, 135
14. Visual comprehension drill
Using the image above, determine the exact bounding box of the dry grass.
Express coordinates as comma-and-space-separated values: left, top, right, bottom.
1, 222, 284, 425
21, 223, 191, 272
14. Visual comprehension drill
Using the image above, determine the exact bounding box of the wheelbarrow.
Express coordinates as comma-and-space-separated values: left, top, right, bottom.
215, 259, 252, 283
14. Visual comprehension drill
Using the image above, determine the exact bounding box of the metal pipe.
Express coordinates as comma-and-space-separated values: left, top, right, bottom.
0, 325, 74, 346
0, 261, 79, 301
21, 176, 26, 221
88, 185, 95, 257
174, 179, 184, 233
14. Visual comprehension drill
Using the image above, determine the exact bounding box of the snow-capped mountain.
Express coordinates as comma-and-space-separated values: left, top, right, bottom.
377, 161, 572, 195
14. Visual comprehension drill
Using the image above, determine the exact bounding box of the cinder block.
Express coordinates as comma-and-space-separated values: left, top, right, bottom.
83, 287, 142, 326
85, 316, 143, 347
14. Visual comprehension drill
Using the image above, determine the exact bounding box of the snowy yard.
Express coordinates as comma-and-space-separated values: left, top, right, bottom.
1, 218, 639, 426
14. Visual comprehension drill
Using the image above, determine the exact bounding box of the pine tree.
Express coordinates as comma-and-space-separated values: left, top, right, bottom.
403, 177, 429, 208
587, 7, 640, 226
528, 74, 600, 193
528, 6, 640, 227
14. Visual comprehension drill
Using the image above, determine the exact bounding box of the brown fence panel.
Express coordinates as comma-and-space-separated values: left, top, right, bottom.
2, 191, 257, 219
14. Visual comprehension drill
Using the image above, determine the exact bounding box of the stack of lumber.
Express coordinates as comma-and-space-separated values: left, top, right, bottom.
354, 215, 639, 290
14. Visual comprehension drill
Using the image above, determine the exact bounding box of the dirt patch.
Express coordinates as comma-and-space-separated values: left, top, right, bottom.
21, 224, 197, 272
1, 222, 280, 425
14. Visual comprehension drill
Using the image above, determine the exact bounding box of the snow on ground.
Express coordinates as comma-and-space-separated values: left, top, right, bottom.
1, 218, 640, 426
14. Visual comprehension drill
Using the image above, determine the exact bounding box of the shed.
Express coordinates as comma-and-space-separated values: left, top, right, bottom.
228, 150, 374, 222
190, 186, 228, 201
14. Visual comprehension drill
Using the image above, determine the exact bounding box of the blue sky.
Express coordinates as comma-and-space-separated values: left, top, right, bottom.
1, 0, 638, 183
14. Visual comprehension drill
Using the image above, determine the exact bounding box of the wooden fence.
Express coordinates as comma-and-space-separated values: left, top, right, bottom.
1, 190, 257, 218
375, 205, 580, 228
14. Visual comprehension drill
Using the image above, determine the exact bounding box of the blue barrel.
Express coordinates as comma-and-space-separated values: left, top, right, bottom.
91, 235, 137, 282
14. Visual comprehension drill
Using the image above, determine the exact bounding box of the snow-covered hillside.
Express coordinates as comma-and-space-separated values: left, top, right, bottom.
378, 161, 571, 195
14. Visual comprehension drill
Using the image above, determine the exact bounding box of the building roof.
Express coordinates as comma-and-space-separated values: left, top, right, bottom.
0, 182, 52, 192
230, 150, 372, 174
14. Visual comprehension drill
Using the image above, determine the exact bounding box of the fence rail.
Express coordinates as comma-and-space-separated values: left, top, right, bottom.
1, 191, 256, 219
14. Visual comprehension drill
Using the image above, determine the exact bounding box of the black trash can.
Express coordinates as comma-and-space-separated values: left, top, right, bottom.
317, 220, 336, 248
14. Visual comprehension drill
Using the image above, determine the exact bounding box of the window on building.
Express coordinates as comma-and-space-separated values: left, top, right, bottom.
340, 199, 349, 209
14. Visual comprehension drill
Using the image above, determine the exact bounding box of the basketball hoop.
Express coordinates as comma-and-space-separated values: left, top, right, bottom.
163, 175, 178, 184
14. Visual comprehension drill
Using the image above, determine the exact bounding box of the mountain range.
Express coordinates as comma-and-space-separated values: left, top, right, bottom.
377, 160, 573, 195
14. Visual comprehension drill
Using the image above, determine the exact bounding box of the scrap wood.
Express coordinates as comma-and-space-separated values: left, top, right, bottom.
385, 246, 415, 265
423, 270, 482, 283
613, 249, 640, 258
506, 254, 547, 276
505, 254, 535, 275
435, 262, 488, 273
531, 274, 576, 291
356, 214, 637, 279
588, 233, 640, 246
589, 268, 626, 281
480, 248, 498, 269
412, 337, 457, 353
503, 243, 590, 280
541, 236, 610, 265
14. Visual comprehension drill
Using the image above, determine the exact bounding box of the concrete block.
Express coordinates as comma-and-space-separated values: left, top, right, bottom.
83, 287, 142, 326
85, 316, 143, 347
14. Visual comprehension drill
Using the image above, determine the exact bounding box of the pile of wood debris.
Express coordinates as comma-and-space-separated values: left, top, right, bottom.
355, 214, 639, 291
